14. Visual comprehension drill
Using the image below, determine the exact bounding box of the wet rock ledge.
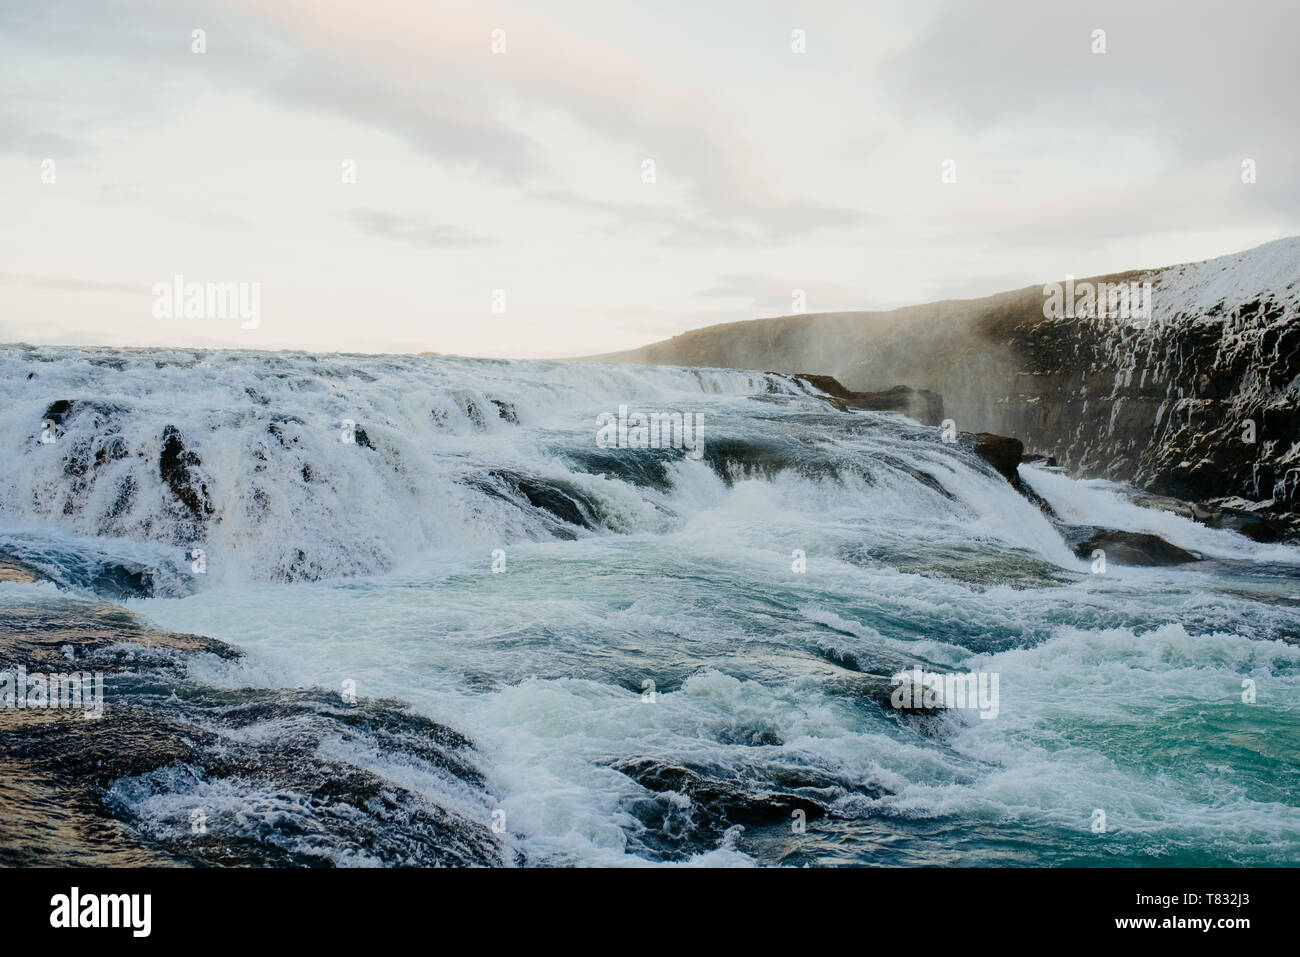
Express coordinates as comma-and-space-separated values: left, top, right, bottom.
0, 563, 512, 867
792, 373, 945, 426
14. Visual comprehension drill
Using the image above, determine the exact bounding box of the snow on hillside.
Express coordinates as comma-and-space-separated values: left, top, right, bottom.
1150, 236, 1300, 325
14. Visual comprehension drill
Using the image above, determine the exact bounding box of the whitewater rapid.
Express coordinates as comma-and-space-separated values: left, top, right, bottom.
2, 346, 1298, 866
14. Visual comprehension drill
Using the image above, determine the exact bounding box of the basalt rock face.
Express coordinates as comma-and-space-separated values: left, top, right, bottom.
997, 250, 1300, 516
598, 238, 1300, 525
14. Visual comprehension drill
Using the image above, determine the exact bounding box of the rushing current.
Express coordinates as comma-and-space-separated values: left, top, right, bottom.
2, 345, 1298, 866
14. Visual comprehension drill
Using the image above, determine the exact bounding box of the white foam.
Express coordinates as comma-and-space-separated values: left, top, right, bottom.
1021, 464, 1300, 563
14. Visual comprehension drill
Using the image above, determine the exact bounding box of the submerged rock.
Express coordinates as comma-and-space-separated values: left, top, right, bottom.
463, 469, 602, 538
560, 447, 677, 492
1061, 525, 1201, 566
613, 757, 881, 861
702, 435, 816, 484
615, 758, 830, 826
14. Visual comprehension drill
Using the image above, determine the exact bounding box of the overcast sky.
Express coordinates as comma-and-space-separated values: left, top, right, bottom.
2, 0, 1297, 357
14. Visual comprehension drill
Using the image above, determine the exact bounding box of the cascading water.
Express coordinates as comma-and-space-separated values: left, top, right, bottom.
2, 345, 1298, 866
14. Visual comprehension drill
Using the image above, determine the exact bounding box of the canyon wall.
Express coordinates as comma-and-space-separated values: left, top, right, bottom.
597, 237, 1300, 514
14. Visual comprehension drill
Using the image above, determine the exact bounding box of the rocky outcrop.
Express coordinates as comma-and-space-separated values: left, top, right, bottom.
464, 469, 601, 538
962, 431, 1055, 515
491, 399, 519, 424
964, 432, 1023, 484
793, 374, 944, 425
1128, 491, 1290, 542
613, 757, 885, 862
0, 555, 41, 584
159, 425, 212, 522
0, 586, 513, 867
1060, 526, 1201, 566
33, 399, 135, 522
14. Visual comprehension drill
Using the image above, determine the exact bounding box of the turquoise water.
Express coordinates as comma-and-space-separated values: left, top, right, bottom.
3, 348, 1298, 865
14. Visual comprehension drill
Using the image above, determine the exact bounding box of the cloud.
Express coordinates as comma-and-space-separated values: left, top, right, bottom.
529, 187, 872, 247
0, 272, 143, 294
890, 0, 1299, 166
232, 0, 872, 239
272, 58, 552, 185
0, 0, 884, 243
350, 210, 494, 248
0, 104, 87, 158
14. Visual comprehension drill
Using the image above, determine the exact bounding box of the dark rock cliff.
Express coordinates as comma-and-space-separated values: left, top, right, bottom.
1001, 284, 1300, 513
